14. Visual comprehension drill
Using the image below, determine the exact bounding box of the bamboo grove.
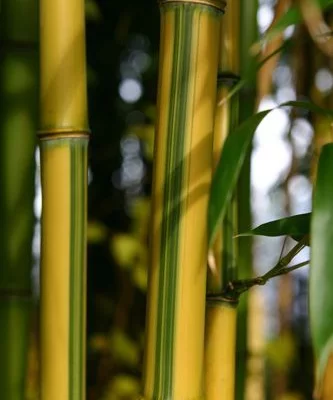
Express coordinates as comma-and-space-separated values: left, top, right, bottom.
2, 0, 333, 399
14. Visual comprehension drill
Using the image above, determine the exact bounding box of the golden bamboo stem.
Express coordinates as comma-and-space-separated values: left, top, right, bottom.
39, 0, 89, 398
205, 300, 238, 399
205, 1, 240, 399
141, 1, 225, 399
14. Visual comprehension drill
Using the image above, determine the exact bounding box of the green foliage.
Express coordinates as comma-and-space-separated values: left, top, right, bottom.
238, 213, 311, 244
208, 110, 270, 248
310, 143, 333, 384
109, 329, 140, 367
266, 331, 297, 372
208, 101, 333, 249
102, 375, 140, 400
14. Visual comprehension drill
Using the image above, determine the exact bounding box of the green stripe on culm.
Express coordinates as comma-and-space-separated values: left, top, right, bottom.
81, 143, 87, 398
69, 139, 88, 400
221, 93, 239, 286
153, 4, 194, 397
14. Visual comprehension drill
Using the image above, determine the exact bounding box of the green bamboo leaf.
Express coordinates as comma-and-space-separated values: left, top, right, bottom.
310, 143, 333, 389
208, 99, 332, 248
238, 213, 311, 239
282, 101, 333, 117
208, 110, 271, 247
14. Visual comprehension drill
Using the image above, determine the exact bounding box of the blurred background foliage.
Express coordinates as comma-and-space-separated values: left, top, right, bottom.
21, 0, 333, 398
84, 1, 158, 398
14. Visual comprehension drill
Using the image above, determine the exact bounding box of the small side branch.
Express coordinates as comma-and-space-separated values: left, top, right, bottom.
221, 237, 309, 300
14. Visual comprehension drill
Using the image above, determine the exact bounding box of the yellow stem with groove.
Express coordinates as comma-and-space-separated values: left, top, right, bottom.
205, 302, 238, 399
205, 1, 240, 399
39, 0, 89, 398
141, 1, 224, 399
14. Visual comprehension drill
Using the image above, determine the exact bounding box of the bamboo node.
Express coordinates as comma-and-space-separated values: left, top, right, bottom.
37, 128, 90, 140
217, 72, 241, 87
206, 294, 239, 306
158, 0, 227, 12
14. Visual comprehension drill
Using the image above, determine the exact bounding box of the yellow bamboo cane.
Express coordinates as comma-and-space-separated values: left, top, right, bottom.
39, 0, 89, 398
205, 1, 240, 399
141, 1, 225, 399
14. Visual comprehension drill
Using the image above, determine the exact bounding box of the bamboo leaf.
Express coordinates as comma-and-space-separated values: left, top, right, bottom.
238, 213, 311, 240
208, 110, 271, 247
282, 100, 333, 116
208, 99, 332, 248
310, 143, 333, 396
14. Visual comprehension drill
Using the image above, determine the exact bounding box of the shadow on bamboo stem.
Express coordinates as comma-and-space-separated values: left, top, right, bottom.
142, 1, 224, 399
39, 32, 88, 129
151, 133, 214, 238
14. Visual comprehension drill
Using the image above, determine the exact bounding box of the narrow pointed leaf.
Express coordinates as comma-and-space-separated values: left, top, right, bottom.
208, 99, 332, 248
208, 110, 271, 247
282, 101, 333, 116
238, 213, 311, 239
310, 143, 333, 394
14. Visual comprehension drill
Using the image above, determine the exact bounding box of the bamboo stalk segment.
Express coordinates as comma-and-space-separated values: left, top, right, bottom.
0, 0, 38, 398
311, 143, 333, 400
0, 299, 32, 398
141, 1, 224, 399
205, 2, 240, 399
159, 0, 226, 8
205, 109, 238, 400
39, 0, 89, 399
205, 300, 238, 399
209, 0, 240, 289
219, 0, 240, 74
39, 0, 88, 133
236, 1, 258, 398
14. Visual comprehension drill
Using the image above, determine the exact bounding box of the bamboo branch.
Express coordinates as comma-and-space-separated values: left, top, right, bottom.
220, 237, 309, 299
